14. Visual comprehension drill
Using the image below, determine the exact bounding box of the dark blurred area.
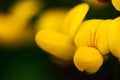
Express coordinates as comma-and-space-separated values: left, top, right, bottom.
0, 0, 17, 13
0, 0, 120, 80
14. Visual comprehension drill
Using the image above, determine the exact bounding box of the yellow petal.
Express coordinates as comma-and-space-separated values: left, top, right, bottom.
95, 20, 112, 55
35, 30, 76, 61
112, 0, 120, 11
74, 47, 103, 73
74, 19, 103, 47
63, 3, 89, 39
109, 16, 120, 58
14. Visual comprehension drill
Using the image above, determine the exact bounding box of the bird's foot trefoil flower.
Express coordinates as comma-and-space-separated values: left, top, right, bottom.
74, 16, 120, 73
35, 3, 89, 62
35, 2, 120, 74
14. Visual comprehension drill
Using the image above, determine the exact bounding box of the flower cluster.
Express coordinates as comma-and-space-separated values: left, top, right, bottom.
35, 0, 120, 74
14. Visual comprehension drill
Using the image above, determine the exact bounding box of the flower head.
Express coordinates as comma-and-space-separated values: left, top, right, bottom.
74, 16, 120, 73
35, 2, 120, 74
35, 3, 89, 62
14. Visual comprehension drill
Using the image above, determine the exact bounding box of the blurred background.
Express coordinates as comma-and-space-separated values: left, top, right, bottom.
0, 0, 120, 80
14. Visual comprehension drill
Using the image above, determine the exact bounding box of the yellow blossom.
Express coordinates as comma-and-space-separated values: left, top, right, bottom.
74, 16, 120, 73
74, 19, 111, 73
112, 0, 120, 11
35, 2, 120, 74
35, 3, 89, 62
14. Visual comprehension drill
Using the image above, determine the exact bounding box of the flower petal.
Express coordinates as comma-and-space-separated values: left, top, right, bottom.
95, 20, 112, 55
35, 30, 76, 61
74, 19, 103, 47
63, 3, 89, 39
74, 47, 103, 73
109, 16, 120, 58
112, 0, 120, 11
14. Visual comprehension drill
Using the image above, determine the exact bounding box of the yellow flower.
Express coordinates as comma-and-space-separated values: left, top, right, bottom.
74, 19, 111, 73
0, 0, 40, 47
35, 3, 104, 73
35, 2, 120, 74
112, 0, 120, 11
74, 16, 120, 73
35, 3, 89, 62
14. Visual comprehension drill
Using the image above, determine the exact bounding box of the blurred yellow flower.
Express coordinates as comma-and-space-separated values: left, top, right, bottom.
0, 0, 40, 47
112, 0, 120, 11
36, 8, 68, 32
